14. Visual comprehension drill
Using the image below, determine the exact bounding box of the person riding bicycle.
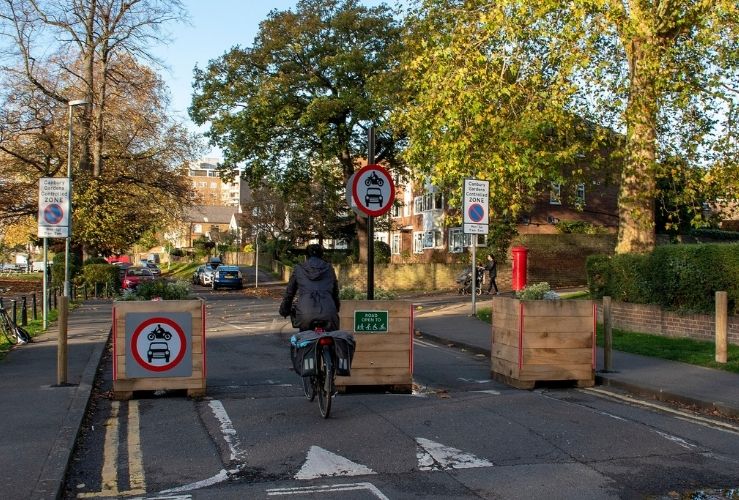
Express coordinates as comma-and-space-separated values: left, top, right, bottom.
279, 244, 340, 332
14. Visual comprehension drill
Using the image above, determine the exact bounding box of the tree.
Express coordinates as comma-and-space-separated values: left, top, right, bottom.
398, 0, 738, 254
189, 0, 406, 261
0, 0, 187, 177
0, 2, 201, 255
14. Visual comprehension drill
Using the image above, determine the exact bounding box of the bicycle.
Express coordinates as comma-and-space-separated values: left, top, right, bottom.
0, 303, 31, 345
291, 321, 354, 419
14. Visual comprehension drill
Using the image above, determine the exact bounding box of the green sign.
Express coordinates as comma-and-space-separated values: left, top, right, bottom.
354, 310, 388, 333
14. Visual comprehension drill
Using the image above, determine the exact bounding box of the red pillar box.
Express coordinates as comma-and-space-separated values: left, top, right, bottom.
511, 246, 528, 291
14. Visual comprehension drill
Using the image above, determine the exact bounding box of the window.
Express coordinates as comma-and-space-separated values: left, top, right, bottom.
414, 196, 423, 214
449, 228, 487, 252
193, 224, 203, 234
413, 232, 424, 253
391, 233, 401, 255
391, 203, 402, 218
422, 230, 441, 249
449, 228, 465, 253
576, 183, 585, 206
550, 182, 561, 205
414, 189, 444, 214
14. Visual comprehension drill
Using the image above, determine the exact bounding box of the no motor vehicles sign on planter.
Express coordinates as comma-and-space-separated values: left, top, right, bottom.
112, 300, 206, 399
350, 164, 395, 217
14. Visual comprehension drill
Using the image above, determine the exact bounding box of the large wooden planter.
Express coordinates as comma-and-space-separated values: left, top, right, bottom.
491, 297, 595, 389
337, 299, 414, 392
112, 299, 206, 399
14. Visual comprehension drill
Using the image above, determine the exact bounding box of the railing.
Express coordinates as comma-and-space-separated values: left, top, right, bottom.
0, 283, 116, 327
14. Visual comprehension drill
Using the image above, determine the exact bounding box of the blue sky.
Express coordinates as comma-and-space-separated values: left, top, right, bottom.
156, 0, 389, 158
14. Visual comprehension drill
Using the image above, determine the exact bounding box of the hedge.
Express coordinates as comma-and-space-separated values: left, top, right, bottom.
587, 243, 739, 314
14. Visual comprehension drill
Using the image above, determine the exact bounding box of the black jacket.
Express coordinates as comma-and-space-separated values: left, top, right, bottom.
279, 256, 341, 331
484, 258, 497, 277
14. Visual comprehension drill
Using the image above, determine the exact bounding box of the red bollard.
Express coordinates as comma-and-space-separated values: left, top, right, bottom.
511, 246, 528, 291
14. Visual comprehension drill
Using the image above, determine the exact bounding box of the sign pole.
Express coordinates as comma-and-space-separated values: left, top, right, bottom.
42, 238, 48, 330
367, 126, 375, 300
471, 241, 477, 315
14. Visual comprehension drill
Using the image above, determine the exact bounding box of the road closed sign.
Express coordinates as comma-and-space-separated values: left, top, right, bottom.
351, 164, 395, 217
125, 312, 192, 377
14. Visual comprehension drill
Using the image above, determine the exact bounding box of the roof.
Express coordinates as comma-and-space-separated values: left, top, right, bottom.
185, 205, 237, 224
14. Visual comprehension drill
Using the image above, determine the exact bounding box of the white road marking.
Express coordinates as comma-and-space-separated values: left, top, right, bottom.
581, 387, 739, 435
413, 339, 440, 349
208, 399, 247, 463
267, 482, 389, 499
159, 400, 246, 494
473, 390, 501, 395
294, 446, 376, 480
458, 378, 491, 384
416, 437, 493, 471
655, 431, 697, 450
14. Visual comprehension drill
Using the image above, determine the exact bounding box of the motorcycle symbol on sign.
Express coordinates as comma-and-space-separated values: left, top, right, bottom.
147, 324, 172, 341
364, 171, 384, 187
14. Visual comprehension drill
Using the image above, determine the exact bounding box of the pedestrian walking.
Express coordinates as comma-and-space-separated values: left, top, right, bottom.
484, 254, 498, 294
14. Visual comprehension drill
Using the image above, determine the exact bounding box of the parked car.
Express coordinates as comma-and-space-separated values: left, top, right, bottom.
192, 265, 206, 285
212, 265, 243, 290
121, 267, 156, 290
144, 262, 161, 276
201, 265, 217, 286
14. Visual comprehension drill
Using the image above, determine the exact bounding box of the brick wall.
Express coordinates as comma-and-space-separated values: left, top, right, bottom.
596, 301, 739, 345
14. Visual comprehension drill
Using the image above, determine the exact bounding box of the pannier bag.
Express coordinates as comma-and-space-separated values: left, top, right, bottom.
327, 331, 355, 376
290, 330, 356, 377
290, 331, 321, 377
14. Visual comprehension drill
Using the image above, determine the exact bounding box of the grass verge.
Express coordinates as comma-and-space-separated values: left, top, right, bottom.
0, 309, 59, 359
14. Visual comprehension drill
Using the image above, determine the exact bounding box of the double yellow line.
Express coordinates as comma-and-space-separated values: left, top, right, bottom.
78, 400, 146, 498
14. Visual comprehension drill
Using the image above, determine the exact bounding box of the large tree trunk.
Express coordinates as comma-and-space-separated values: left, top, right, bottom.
616, 37, 659, 254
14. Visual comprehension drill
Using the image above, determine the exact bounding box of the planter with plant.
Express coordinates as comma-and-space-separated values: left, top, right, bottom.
112, 280, 206, 399
491, 282, 595, 389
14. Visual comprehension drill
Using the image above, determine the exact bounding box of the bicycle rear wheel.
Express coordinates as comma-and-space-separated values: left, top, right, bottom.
302, 375, 316, 401
317, 348, 334, 418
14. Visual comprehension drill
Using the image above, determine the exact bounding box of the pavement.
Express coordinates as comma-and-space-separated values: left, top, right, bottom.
1, 295, 738, 499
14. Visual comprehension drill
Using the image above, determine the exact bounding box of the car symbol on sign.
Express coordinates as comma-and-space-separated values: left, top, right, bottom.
365, 187, 383, 206
147, 341, 170, 363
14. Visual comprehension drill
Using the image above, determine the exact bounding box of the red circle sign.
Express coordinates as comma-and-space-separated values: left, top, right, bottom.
130, 317, 187, 372
351, 164, 395, 217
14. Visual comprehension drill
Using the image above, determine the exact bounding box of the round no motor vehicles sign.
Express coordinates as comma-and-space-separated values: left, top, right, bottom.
125, 312, 192, 377
351, 164, 395, 217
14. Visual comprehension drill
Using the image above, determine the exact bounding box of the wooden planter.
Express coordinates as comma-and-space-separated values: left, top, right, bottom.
112, 299, 206, 399
337, 299, 414, 393
491, 297, 595, 389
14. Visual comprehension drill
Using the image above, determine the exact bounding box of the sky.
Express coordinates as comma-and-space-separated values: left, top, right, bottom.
155, 0, 389, 159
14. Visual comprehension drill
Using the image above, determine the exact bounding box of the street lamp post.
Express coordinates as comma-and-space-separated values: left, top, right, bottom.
58, 98, 89, 386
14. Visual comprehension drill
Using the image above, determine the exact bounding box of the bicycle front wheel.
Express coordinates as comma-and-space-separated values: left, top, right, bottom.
1, 314, 19, 345
318, 348, 334, 418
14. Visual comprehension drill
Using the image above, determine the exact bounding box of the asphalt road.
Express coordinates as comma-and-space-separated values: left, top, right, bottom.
64, 289, 739, 499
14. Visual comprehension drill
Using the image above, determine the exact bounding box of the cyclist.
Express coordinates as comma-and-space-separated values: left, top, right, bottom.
279, 244, 340, 331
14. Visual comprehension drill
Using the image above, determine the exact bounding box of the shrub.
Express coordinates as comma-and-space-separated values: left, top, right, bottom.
119, 279, 192, 301
689, 228, 739, 241
374, 241, 391, 264
516, 282, 559, 300
339, 285, 397, 300
586, 243, 739, 314
81, 264, 120, 292
170, 248, 184, 257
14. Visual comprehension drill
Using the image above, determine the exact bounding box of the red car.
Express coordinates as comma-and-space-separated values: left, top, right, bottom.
121, 267, 156, 290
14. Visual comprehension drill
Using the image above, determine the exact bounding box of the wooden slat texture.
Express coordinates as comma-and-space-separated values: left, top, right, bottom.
335, 300, 412, 390
112, 299, 206, 396
491, 297, 594, 386
522, 348, 593, 365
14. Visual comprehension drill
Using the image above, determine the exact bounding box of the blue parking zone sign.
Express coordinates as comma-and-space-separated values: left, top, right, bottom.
125, 312, 192, 378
